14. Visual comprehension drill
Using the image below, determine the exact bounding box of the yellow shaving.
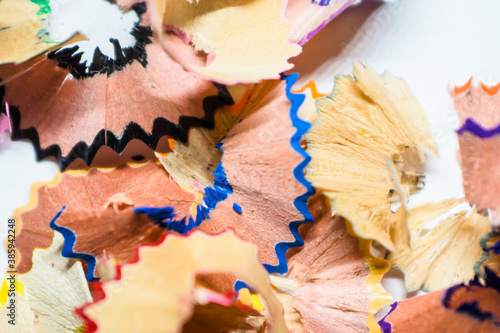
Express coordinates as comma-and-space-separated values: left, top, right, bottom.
0, 277, 24, 308
0, 0, 54, 64
306, 63, 437, 251
178, 182, 204, 217
405, 198, 464, 232
389, 204, 491, 292
346, 220, 391, 333
360, 239, 391, 333
238, 288, 265, 312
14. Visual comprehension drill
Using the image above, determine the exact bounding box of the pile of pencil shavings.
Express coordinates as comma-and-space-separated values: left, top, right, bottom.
0, 0, 499, 332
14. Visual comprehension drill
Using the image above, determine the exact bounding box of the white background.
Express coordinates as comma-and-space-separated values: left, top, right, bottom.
1, 0, 500, 321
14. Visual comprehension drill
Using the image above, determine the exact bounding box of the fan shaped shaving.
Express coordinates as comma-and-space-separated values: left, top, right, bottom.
15, 162, 196, 274
197, 76, 312, 271
306, 63, 437, 251
278, 195, 371, 332
81, 231, 287, 333
0, 8, 231, 170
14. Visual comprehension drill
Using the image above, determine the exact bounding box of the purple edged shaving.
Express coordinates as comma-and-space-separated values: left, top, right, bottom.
456, 301, 500, 324
486, 242, 500, 255
299, 0, 354, 45
456, 118, 500, 138
442, 268, 500, 326
312, 0, 332, 6
378, 302, 398, 333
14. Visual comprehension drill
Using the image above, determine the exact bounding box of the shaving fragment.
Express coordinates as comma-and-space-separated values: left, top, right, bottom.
80, 231, 287, 332
0, 0, 82, 64
451, 80, 500, 227
380, 277, 500, 333
457, 122, 500, 226
155, 85, 250, 193
306, 63, 437, 251
292, 80, 323, 125
156, 107, 239, 193
147, 0, 355, 83
475, 232, 500, 280
0, 232, 92, 332
388, 200, 491, 292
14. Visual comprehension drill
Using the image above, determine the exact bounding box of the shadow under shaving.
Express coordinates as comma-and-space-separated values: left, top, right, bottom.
289, 0, 386, 78
65, 139, 160, 170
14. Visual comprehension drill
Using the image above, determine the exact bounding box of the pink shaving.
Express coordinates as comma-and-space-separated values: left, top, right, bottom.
206, 52, 216, 66
192, 182, 203, 192
5, 103, 11, 132
0, 102, 12, 145
164, 24, 193, 44
197, 288, 233, 307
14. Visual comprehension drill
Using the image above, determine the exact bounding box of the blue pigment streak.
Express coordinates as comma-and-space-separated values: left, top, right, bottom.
135, 162, 233, 233
49, 206, 99, 282
263, 73, 316, 275
233, 203, 242, 214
